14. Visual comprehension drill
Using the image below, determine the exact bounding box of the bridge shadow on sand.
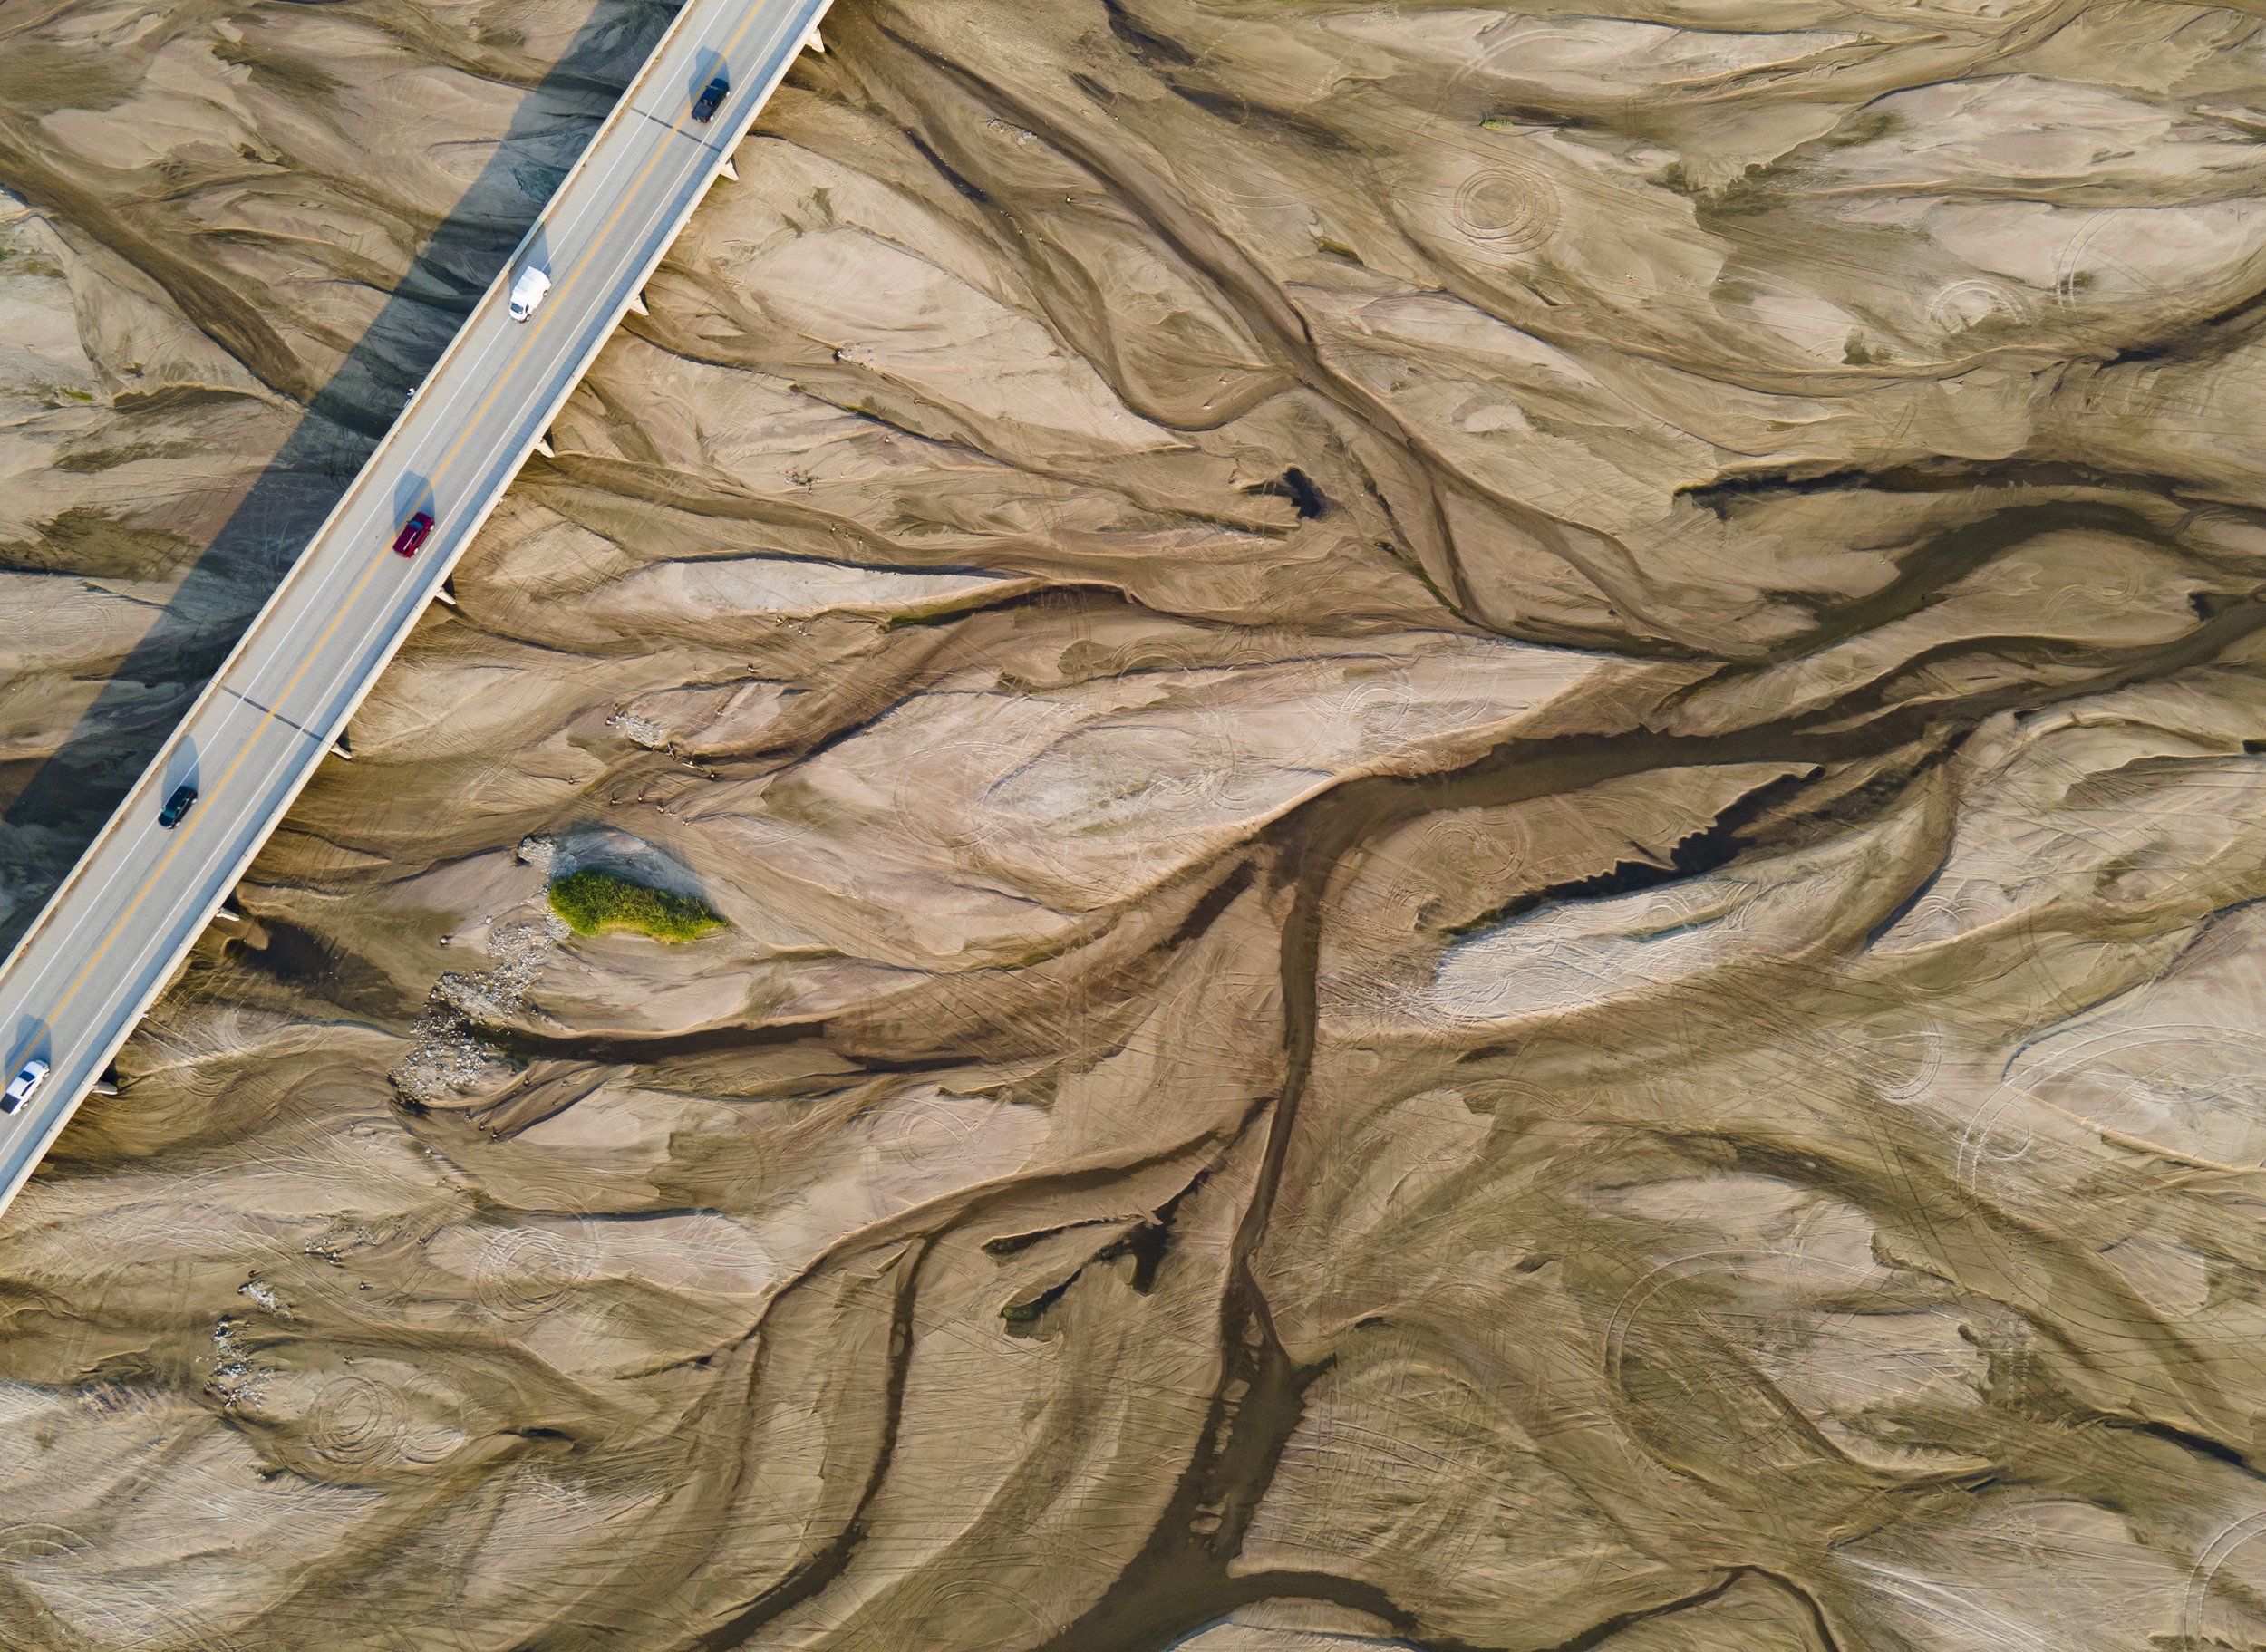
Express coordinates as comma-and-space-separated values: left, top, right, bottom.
0, 0, 678, 955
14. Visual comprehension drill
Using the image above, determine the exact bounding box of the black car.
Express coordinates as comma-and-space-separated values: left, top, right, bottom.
158, 784, 198, 829
692, 73, 728, 122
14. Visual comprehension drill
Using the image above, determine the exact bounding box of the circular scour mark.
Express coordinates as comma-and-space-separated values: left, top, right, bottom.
1602, 1247, 1889, 1483
2011, 901, 2116, 1028
1451, 167, 1561, 255
303, 1376, 412, 1470
2185, 1512, 2266, 1647
0, 1522, 90, 1562
472, 1224, 597, 1320
1849, 1013, 1948, 1103
1928, 277, 2034, 337
1951, 1080, 2096, 1312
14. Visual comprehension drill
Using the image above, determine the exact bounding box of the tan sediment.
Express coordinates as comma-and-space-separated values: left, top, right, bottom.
3, 0, 2266, 1648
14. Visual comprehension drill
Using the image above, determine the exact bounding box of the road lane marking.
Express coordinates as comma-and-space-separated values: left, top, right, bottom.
197, 21, 746, 713
221, 686, 323, 740
228, 2, 807, 708
232, 5, 807, 708
10, 1, 823, 1083
0, 690, 266, 1016
25, 56, 733, 1033
0, 0, 821, 999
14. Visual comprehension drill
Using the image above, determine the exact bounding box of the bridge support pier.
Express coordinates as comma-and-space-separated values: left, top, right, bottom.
0, 0, 863, 1230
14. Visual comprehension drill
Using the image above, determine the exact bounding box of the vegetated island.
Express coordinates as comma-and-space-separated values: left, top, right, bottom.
547, 869, 724, 942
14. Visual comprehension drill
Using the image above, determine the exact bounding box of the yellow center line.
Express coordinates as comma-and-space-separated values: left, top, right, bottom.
30, 6, 801, 1048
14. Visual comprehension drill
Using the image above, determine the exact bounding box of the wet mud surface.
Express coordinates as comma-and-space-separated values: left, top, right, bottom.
7, 0, 2266, 1648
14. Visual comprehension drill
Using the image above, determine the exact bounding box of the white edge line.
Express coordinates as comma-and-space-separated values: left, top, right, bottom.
0, 0, 823, 991
0, 0, 835, 1222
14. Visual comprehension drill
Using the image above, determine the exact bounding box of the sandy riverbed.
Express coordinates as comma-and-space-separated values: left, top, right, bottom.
4, 1, 2266, 1647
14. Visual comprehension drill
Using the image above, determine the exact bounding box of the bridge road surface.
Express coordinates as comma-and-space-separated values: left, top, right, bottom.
0, 0, 834, 1219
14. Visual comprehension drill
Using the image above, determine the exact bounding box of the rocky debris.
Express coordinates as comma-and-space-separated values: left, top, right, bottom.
390, 913, 564, 1106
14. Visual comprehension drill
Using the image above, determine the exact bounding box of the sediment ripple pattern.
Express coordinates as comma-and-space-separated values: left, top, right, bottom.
4, 0, 2266, 1648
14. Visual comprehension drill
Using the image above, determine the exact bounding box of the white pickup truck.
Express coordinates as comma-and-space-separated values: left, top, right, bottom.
508, 266, 553, 323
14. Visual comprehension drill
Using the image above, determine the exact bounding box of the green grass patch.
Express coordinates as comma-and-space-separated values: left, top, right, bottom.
547, 869, 724, 942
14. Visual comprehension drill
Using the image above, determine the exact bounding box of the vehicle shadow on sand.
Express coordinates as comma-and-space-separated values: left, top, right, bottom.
0, 0, 677, 955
